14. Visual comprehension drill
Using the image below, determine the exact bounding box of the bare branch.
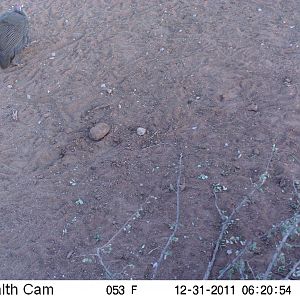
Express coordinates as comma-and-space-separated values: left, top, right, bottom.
246, 260, 256, 279
203, 194, 251, 280
217, 241, 252, 279
97, 197, 152, 252
151, 153, 183, 279
95, 248, 114, 279
203, 143, 277, 279
263, 215, 300, 279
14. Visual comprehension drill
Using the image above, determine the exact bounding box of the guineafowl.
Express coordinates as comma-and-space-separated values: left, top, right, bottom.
0, 5, 29, 69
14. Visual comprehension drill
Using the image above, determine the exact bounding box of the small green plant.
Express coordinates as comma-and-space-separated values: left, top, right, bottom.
212, 183, 228, 193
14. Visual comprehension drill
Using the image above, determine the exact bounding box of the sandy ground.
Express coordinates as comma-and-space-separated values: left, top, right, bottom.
0, 0, 299, 279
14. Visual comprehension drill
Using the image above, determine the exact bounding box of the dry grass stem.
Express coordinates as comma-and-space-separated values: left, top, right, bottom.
151, 153, 183, 279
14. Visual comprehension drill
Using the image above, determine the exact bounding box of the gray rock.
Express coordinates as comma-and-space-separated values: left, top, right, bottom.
247, 103, 258, 112
137, 127, 146, 136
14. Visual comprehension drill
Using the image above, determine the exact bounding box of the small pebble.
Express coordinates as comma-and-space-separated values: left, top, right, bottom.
248, 103, 258, 112
283, 77, 292, 87
67, 251, 74, 259
137, 127, 146, 136
226, 249, 233, 255
100, 83, 113, 94
75, 198, 84, 205
89, 122, 111, 141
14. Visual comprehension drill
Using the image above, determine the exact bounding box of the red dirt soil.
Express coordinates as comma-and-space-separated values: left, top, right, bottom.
0, 0, 299, 279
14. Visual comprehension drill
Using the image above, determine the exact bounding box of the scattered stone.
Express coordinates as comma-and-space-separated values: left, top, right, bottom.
67, 251, 74, 259
248, 103, 258, 112
75, 198, 84, 205
137, 127, 146, 136
283, 77, 292, 87
26, 94, 31, 99
89, 122, 111, 141
212, 183, 228, 192
12, 109, 18, 121
169, 183, 175, 192
69, 179, 77, 186
100, 83, 113, 94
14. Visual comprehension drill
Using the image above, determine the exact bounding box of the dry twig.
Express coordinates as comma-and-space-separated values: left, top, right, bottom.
95, 248, 114, 279
203, 144, 277, 279
217, 241, 252, 279
263, 215, 300, 279
246, 260, 256, 279
285, 259, 300, 280
97, 197, 152, 252
151, 153, 183, 279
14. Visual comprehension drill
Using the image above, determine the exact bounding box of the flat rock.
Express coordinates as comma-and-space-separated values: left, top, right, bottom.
247, 103, 258, 112
89, 122, 110, 141
137, 127, 146, 136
